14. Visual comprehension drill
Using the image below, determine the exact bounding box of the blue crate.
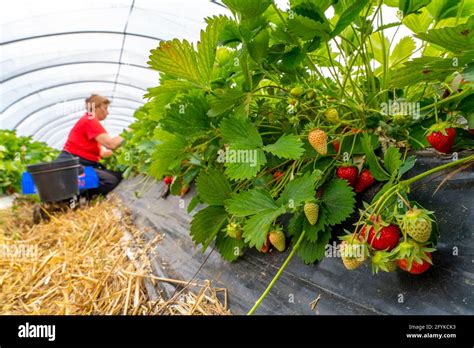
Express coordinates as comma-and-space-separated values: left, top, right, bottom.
21, 166, 99, 195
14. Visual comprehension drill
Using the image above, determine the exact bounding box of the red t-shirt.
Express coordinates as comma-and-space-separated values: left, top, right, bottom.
63, 112, 107, 162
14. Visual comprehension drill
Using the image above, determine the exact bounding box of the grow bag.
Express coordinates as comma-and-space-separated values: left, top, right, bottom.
114, 151, 474, 315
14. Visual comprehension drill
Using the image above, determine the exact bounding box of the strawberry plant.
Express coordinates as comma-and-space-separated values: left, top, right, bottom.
0, 130, 58, 195
104, 0, 474, 313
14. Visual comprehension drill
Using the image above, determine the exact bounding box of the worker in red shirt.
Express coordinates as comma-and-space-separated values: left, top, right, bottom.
56, 94, 124, 196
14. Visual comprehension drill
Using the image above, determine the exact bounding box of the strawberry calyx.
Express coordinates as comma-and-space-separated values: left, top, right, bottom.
339, 234, 369, 259
426, 121, 456, 137
371, 250, 397, 274
391, 240, 435, 272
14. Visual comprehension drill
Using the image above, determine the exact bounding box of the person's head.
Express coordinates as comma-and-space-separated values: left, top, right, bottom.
85, 94, 110, 121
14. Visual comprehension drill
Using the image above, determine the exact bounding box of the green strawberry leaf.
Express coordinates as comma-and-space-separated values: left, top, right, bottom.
170, 176, 182, 196
399, 0, 431, 16
383, 146, 402, 175
225, 188, 278, 217
187, 195, 202, 213
297, 229, 331, 264
288, 211, 304, 238
402, 7, 431, 33
321, 178, 356, 226
190, 206, 228, 251
220, 116, 263, 149
196, 168, 232, 206
148, 130, 188, 179
264, 134, 305, 160
215, 232, 246, 262
207, 89, 245, 117
248, 28, 270, 63
389, 36, 416, 68
416, 16, 474, 53
399, 155, 417, 177
222, 0, 272, 19
287, 13, 331, 40
331, 0, 370, 38
160, 93, 211, 137
223, 148, 267, 181
277, 173, 317, 209
144, 79, 195, 108
360, 132, 390, 181
148, 16, 227, 87
243, 206, 286, 249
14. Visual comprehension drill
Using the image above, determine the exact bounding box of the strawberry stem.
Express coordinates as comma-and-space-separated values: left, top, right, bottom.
247, 231, 306, 315
400, 155, 474, 187
434, 95, 439, 124
396, 192, 411, 210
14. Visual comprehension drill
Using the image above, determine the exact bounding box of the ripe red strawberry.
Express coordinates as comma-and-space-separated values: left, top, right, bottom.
355, 169, 375, 193
397, 252, 432, 275
336, 165, 358, 188
273, 170, 284, 182
261, 234, 271, 253
427, 127, 456, 153
332, 140, 340, 153
308, 129, 328, 155
164, 176, 173, 185
361, 224, 400, 251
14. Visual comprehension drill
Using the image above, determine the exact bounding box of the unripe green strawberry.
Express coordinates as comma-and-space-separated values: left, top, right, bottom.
324, 108, 339, 123
269, 230, 286, 252
306, 89, 316, 100
290, 86, 305, 97
371, 250, 397, 274
400, 207, 433, 243
340, 240, 366, 270
225, 222, 242, 239
308, 129, 327, 155
304, 202, 319, 225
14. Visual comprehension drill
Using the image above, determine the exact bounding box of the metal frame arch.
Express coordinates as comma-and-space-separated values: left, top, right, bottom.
1, 80, 147, 114
1, 31, 162, 46
33, 113, 134, 139
2, 61, 151, 83
37, 117, 131, 144
13, 97, 140, 130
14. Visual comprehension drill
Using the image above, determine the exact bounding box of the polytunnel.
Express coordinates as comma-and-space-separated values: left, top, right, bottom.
1, 0, 229, 148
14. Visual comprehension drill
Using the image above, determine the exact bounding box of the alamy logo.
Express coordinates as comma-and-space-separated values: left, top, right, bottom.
217, 147, 258, 167
18, 322, 56, 341
380, 98, 420, 119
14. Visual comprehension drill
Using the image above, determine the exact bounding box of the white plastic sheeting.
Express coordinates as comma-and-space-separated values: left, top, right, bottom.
0, 0, 229, 148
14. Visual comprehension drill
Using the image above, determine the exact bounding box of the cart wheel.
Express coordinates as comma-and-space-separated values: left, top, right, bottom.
32, 204, 50, 224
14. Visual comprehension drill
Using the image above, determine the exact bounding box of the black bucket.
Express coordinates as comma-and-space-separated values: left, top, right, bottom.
27, 158, 80, 202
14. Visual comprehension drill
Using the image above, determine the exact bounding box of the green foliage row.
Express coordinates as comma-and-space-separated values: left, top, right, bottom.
0, 130, 59, 195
